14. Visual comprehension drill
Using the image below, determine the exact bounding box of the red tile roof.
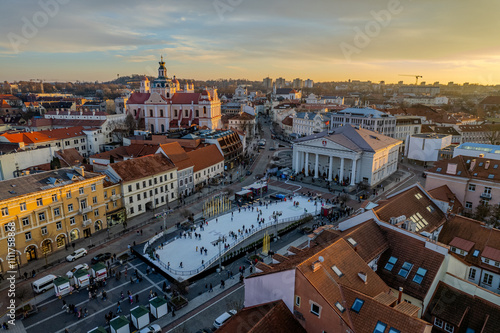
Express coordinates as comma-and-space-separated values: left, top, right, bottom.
110, 154, 176, 182
186, 144, 223, 172
449, 236, 475, 252
91, 144, 159, 162
340, 219, 389, 263
281, 116, 293, 126
482, 246, 500, 262
0, 126, 86, 144
158, 142, 194, 170
217, 300, 306, 333
426, 281, 500, 333
427, 156, 500, 183
127, 92, 151, 104
171, 93, 201, 104
427, 184, 463, 214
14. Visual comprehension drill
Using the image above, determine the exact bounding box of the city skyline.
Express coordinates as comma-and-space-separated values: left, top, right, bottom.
1, 0, 500, 84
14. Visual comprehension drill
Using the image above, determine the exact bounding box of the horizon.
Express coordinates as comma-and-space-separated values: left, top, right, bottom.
1, 0, 500, 85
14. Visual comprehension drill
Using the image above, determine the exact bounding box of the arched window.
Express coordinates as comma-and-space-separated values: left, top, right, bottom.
203, 106, 207, 114
161, 124, 165, 132
185, 110, 188, 117
150, 110, 153, 117
174, 110, 178, 117
196, 110, 199, 117
150, 124, 154, 133
160, 109, 164, 117
134, 110, 137, 116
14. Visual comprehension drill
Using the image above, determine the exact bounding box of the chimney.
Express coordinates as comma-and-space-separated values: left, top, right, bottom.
485, 160, 490, 170
312, 261, 321, 272
397, 287, 403, 304
79, 166, 85, 177
358, 272, 367, 284
469, 159, 476, 172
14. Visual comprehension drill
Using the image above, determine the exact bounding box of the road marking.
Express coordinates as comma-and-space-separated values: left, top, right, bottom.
165, 284, 244, 333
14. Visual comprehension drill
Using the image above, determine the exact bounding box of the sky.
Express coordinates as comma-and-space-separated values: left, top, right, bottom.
1, 0, 500, 84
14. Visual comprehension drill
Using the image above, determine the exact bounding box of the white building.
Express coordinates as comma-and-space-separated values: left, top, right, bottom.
186, 145, 225, 187
156, 143, 194, 198
0, 145, 55, 180
127, 57, 222, 132
304, 79, 314, 88
403, 96, 449, 106
105, 154, 178, 218
320, 96, 344, 105
292, 125, 401, 186
274, 88, 301, 100
292, 112, 330, 137
395, 116, 422, 153
330, 107, 396, 138
406, 133, 452, 164
452, 142, 500, 159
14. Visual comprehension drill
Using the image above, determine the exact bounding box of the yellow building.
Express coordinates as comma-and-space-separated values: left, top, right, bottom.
103, 178, 126, 228
0, 167, 106, 271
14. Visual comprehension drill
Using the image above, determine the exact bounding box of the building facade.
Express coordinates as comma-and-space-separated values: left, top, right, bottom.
0, 168, 106, 269
330, 107, 397, 138
292, 125, 401, 186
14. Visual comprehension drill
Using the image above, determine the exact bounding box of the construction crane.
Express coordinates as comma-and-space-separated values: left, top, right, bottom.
399, 74, 423, 85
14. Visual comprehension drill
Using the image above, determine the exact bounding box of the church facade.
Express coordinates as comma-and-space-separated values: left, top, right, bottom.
126, 57, 222, 133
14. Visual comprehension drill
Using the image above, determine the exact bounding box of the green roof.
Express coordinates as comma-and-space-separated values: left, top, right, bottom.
54, 276, 70, 286
110, 315, 129, 330
88, 327, 107, 333
74, 269, 89, 278
149, 296, 168, 308
91, 262, 106, 271
130, 305, 149, 318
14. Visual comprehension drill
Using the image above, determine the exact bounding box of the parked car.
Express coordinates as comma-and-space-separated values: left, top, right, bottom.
213, 310, 237, 329
91, 252, 112, 265
66, 263, 89, 278
138, 324, 162, 333
66, 248, 87, 262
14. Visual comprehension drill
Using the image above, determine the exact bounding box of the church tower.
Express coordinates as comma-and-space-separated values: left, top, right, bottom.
158, 55, 167, 78
151, 55, 174, 97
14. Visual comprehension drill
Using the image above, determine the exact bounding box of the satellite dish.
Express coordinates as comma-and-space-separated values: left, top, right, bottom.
318, 256, 324, 262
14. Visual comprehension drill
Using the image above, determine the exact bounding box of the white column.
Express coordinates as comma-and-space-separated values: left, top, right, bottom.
328, 156, 333, 181
350, 158, 357, 186
314, 153, 319, 178
305, 153, 309, 176
339, 158, 344, 182
294, 150, 299, 172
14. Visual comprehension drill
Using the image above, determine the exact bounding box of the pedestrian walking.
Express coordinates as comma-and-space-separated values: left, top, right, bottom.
209, 283, 213, 292
117, 301, 122, 313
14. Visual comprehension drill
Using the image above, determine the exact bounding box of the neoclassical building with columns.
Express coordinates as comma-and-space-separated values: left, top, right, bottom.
292, 125, 402, 186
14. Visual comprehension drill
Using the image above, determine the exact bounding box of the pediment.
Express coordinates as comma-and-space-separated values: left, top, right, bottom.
298, 137, 355, 152
145, 92, 167, 104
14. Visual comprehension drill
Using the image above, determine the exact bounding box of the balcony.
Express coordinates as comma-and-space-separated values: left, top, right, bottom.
83, 218, 92, 227
480, 192, 492, 200
79, 205, 92, 214
110, 194, 120, 201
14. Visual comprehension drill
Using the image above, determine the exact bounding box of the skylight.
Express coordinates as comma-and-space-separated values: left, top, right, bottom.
436, 168, 442, 172
332, 265, 343, 277
489, 174, 495, 179
385, 257, 397, 271
351, 298, 364, 313
347, 237, 357, 247
412, 267, 427, 284
388, 256, 398, 264
426, 205, 435, 213
398, 262, 414, 279
479, 162, 484, 167
335, 302, 345, 313
414, 193, 423, 199
457, 171, 462, 175
474, 173, 478, 176
389, 328, 401, 333
374, 321, 387, 333
473, 250, 480, 257
495, 165, 499, 169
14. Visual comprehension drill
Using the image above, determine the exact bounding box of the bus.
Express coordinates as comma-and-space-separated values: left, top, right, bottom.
32, 274, 57, 293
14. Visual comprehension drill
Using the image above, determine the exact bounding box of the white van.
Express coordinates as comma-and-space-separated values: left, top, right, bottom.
32, 274, 57, 293
213, 309, 237, 329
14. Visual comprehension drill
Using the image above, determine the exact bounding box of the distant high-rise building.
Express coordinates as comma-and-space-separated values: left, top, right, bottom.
304, 79, 314, 88
292, 78, 304, 89
398, 81, 404, 85
420, 81, 426, 85
262, 77, 273, 89
434, 81, 440, 85
275, 77, 286, 89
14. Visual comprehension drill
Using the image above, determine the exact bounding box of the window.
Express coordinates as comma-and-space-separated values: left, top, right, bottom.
413, 267, 427, 284
142, 181, 146, 188
389, 329, 401, 333
473, 250, 480, 257
295, 296, 301, 307
113, 201, 117, 208
25, 232, 32, 241
138, 204, 142, 211
52, 194, 57, 202
111, 189, 116, 195
385, 256, 398, 271
56, 221, 62, 230
41, 226, 47, 235
54, 208, 60, 217
128, 185, 132, 192
374, 321, 387, 333
129, 197, 133, 204
38, 212, 46, 221
465, 201, 473, 209
351, 298, 364, 313
104, 192, 107, 199
398, 262, 413, 279
1, 207, 9, 216
130, 207, 134, 214
79, 187, 84, 195
468, 184, 476, 191
483, 273, 493, 286
21, 216, 29, 226
149, 179, 152, 186
91, 183, 96, 191
66, 191, 71, 199
347, 237, 357, 246
332, 265, 343, 277
444, 322, 454, 333
20, 202, 26, 211
92, 196, 97, 204
143, 193, 147, 199
426, 205, 435, 213
311, 303, 321, 316
68, 204, 73, 212
94, 209, 99, 217
70, 217, 75, 225
436, 168, 442, 172
488, 174, 494, 179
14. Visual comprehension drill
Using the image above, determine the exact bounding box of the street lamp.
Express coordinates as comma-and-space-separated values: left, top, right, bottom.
155, 208, 173, 231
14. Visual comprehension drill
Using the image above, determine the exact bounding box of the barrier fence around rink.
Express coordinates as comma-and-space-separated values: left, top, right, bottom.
144, 212, 314, 277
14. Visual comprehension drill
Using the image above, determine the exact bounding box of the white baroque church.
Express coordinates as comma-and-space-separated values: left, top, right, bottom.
126, 57, 222, 133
